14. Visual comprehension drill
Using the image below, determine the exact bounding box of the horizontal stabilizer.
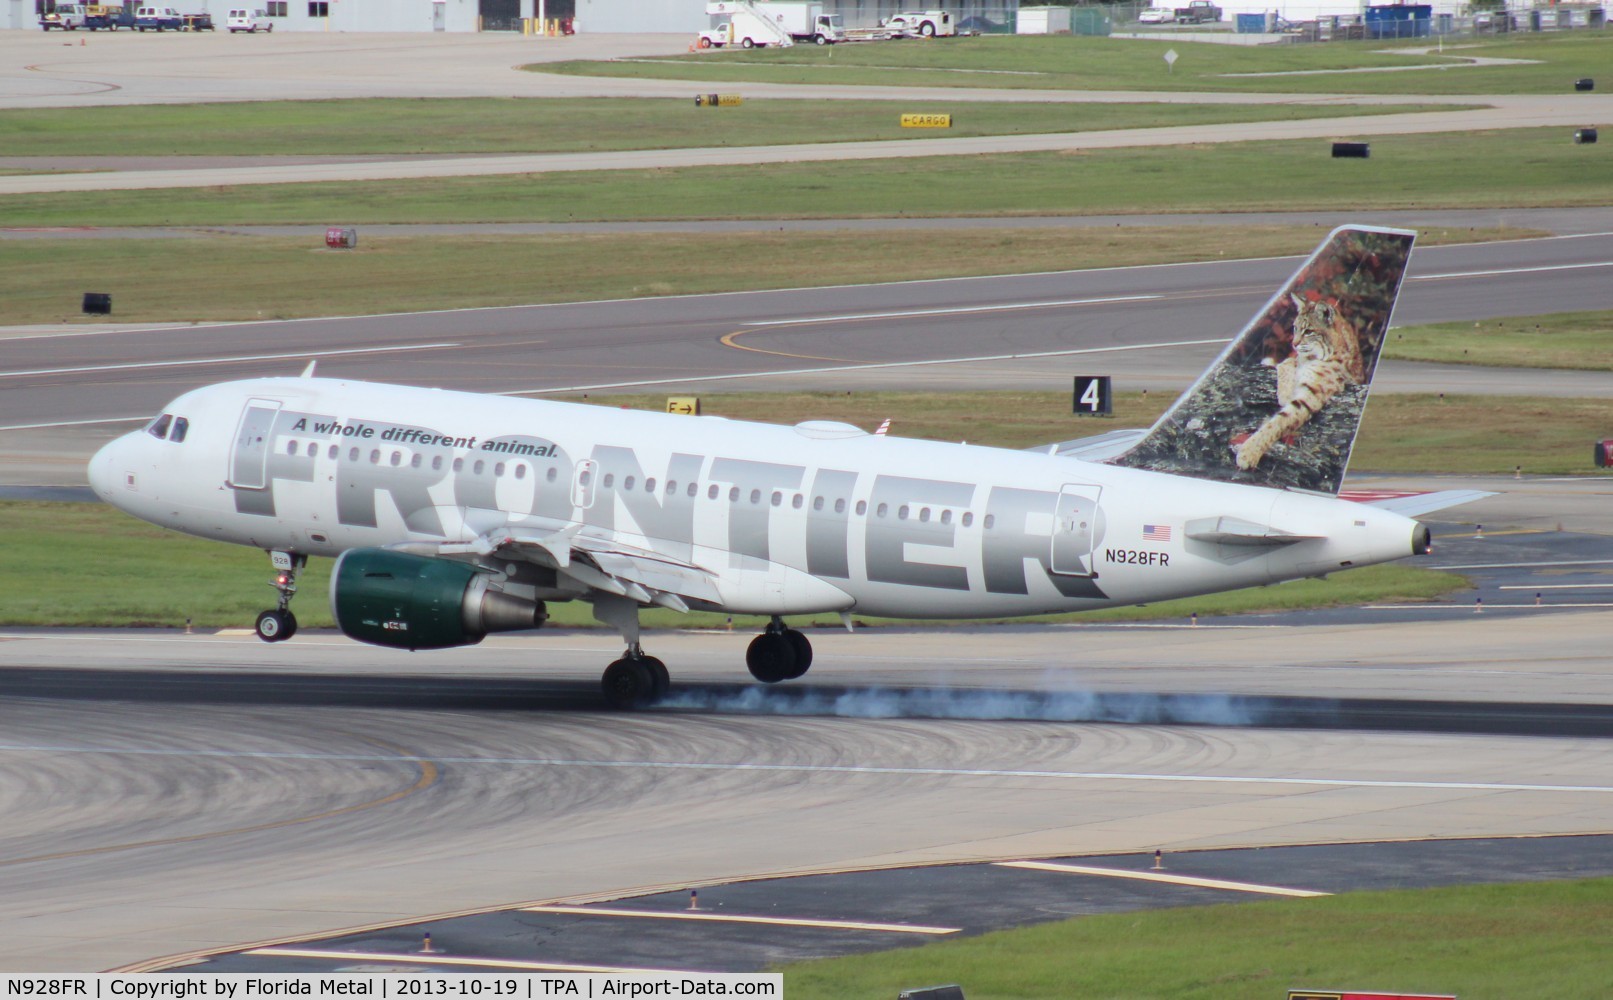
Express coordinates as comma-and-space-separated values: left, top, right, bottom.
1035, 428, 1150, 462
1184, 516, 1319, 547
1351, 489, 1495, 518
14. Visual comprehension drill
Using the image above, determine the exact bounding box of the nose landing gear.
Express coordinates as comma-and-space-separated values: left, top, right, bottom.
255, 550, 305, 643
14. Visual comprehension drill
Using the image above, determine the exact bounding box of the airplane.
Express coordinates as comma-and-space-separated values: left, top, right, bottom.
88, 225, 1487, 708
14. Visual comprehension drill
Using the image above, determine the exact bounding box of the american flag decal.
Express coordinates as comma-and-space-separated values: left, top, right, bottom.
1142, 524, 1171, 541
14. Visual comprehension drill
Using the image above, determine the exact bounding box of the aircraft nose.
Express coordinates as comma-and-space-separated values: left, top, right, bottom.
87, 434, 130, 499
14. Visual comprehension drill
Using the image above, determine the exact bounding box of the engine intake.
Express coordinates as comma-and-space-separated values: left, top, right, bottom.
331, 548, 547, 650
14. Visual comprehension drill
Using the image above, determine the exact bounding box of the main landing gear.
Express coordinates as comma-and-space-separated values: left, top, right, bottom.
592, 598, 817, 710
746, 616, 812, 684
254, 550, 305, 643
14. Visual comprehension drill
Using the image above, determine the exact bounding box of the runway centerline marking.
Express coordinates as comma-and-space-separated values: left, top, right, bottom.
523, 905, 958, 935
1431, 559, 1613, 571
0, 342, 458, 380
246, 948, 699, 976
996, 861, 1330, 897
0, 415, 148, 431
509, 338, 1227, 397
1, 743, 1608, 795
741, 294, 1163, 327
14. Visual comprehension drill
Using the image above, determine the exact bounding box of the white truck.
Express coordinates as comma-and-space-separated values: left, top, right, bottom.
39, 4, 87, 29
884, 9, 956, 36
759, 1, 845, 44
698, 0, 795, 48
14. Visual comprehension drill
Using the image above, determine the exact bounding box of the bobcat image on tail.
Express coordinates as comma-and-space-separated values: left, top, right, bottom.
1234, 294, 1365, 471
1111, 225, 1414, 495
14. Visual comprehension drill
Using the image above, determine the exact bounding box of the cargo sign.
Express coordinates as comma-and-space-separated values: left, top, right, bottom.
900, 113, 952, 128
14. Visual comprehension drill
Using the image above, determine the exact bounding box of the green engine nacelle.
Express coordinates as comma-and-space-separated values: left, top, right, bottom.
330, 547, 547, 651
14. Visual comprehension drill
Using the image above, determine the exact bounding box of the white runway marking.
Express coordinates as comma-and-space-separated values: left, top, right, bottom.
0, 743, 1609, 795
523, 905, 958, 935
1366, 603, 1613, 610
996, 860, 1330, 897
1411, 261, 1613, 281
742, 294, 1161, 326
515, 338, 1227, 396
1500, 584, 1613, 590
0, 343, 458, 380
0, 415, 148, 431
246, 947, 696, 975
1430, 559, 1613, 571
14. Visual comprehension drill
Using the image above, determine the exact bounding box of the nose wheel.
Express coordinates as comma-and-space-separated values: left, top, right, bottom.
255, 550, 305, 643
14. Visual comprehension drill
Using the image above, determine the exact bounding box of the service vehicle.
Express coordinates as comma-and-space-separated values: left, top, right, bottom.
83, 5, 137, 28
134, 5, 183, 29
39, 4, 87, 29
1173, 0, 1221, 22
226, 7, 273, 30
698, 0, 793, 48
1137, 7, 1176, 23
759, 0, 844, 43
182, 11, 214, 28
883, 9, 955, 36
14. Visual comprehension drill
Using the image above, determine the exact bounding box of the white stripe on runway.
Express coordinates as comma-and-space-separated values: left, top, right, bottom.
0, 343, 457, 380
0, 742, 1610, 794
246, 947, 694, 975
997, 861, 1330, 897
0, 415, 147, 431
523, 905, 958, 935
743, 294, 1161, 326
514, 338, 1226, 396
1411, 261, 1613, 281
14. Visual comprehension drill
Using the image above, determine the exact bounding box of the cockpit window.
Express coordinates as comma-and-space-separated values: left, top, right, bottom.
170, 417, 189, 443
146, 414, 173, 440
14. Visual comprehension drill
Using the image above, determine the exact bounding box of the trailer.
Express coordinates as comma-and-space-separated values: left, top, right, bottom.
698, 0, 795, 48
757, 1, 844, 44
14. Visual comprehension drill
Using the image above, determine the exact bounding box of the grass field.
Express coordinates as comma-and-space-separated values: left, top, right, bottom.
3, 126, 1605, 229
0, 97, 1445, 159
541, 31, 1613, 96
0, 225, 1533, 325
778, 878, 1613, 999
1386, 310, 1613, 370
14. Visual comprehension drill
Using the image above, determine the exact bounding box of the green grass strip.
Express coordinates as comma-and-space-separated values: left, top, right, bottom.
778, 878, 1613, 999
1, 127, 1608, 227
541, 31, 1613, 96
0, 97, 1446, 159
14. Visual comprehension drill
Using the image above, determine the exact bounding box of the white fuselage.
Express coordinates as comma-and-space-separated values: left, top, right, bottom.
89, 377, 1423, 619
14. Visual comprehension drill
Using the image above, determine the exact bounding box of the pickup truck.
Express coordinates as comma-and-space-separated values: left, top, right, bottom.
1174, 0, 1221, 22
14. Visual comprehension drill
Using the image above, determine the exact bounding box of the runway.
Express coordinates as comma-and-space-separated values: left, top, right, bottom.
5, 231, 1613, 487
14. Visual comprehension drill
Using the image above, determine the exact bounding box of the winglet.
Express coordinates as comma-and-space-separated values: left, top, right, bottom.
300, 359, 318, 378
1108, 226, 1415, 495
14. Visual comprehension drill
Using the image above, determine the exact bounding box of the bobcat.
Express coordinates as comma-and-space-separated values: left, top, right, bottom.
1234, 294, 1364, 472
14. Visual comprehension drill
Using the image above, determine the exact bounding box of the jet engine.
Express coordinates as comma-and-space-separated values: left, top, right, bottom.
331, 548, 547, 650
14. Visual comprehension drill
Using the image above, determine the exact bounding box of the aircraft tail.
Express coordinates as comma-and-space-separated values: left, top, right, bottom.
1109, 225, 1415, 495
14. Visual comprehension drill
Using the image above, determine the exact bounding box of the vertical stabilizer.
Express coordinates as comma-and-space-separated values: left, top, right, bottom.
1109, 225, 1415, 495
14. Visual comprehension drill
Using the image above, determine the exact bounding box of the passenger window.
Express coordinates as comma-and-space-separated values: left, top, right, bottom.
624, 476, 635, 491
962, 512, 974, 528
391, 451, 402, 467
729, 487, 740, 502
813, 496, 824, 511
171, 417, 189, 443
771, 491, 782, 507
369, 449, 380, 464
328, 445, 338, 460
432, 455, 443, 471
546, 467, 558, 483
146, 414, 173, 440
474, 460, 485, 475
645, 477, 656, 493
835, 499, 846, 514
349, 448, 360, 462
494, 462, 505, 477
453, 457, 464, 472
856, 500, 867, 516
411, 454, 422, 469
876, 503, 888, 518
984, 514, 995, 530
919, 507, 931, 523
792, 494, 804, 510
898, 505, 909, 520
306, 443, 316, 458
708, 485, 719, 500
750, 489, 761, 505
941, 509, 952, 525
514, 464, 525, 480
287, 440, 298, 456
603, 474, 615, 489
687, 482, 697, 497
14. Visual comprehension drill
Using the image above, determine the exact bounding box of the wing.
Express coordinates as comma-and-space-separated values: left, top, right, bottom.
1031, 428, 1149, 462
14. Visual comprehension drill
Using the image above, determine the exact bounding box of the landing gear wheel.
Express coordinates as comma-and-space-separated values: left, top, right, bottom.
782, 629, 812, 680
602, 657, 654, 709
746, 632, 797, 684
255, 609, 293, 643
641, 656, 670, 700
